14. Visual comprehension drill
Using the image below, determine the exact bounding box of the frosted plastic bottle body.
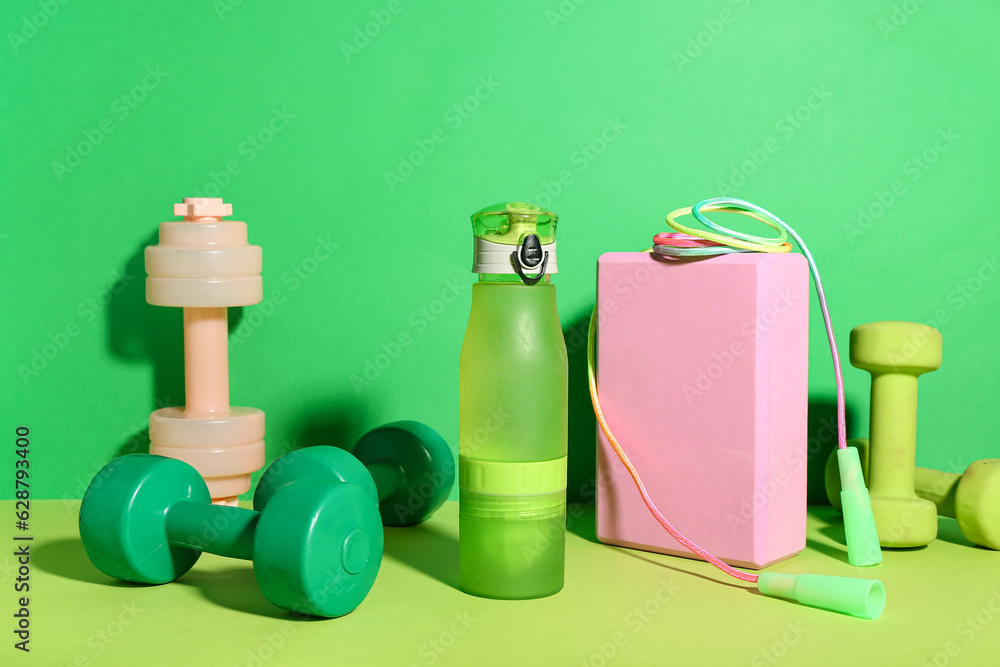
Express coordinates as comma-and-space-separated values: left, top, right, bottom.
459, 277, 568, 599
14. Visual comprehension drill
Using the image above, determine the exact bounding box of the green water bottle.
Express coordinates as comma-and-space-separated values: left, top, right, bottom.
459, 202, 568, 599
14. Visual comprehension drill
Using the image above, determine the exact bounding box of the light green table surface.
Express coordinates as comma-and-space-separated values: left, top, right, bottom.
5, 500, 998, 666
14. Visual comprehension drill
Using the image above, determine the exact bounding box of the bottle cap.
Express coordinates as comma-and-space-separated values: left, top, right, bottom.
471, 202, 558, 278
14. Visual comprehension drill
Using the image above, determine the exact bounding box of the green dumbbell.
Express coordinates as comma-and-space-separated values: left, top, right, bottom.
255, 421, 455, 527
827, 443, 1000, 550
79, 450, 382, 617
847, 321, 941, 547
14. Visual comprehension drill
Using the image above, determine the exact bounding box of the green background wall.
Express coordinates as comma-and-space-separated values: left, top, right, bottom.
3, 0, 998, 503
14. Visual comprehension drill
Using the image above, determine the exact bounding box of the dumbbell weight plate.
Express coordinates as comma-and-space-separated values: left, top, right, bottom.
254, 446, 378, 511
146, 220, 263, 308
150, 406, 266, 500
254, 479, 383, 618
352, 421, 454, 527
79, 454, 209, 584
955, 459, 1000, 550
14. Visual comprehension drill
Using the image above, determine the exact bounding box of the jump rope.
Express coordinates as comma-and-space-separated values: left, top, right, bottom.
586, 197, 885, 618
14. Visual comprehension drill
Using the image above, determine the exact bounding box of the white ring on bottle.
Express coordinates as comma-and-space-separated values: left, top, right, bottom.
472, 238, 558, 275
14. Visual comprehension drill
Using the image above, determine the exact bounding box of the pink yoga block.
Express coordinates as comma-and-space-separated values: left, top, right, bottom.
595, 251, 809, 569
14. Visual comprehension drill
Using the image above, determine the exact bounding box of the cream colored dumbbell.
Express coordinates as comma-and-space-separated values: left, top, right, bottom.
145, 198, 264, 505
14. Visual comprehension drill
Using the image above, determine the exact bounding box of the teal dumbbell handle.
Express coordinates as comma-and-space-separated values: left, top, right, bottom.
165, 501, 257, 561
366, 460, 406, 504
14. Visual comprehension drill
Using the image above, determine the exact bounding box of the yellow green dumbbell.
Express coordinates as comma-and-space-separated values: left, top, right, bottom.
833, 321, 941, 547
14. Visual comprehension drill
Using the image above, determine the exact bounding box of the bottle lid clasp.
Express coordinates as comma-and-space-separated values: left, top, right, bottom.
512, 234, 549, 285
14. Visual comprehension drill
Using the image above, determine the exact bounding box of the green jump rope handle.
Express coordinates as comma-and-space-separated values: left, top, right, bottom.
757, 572, 886, 620
838, 447, 883, 566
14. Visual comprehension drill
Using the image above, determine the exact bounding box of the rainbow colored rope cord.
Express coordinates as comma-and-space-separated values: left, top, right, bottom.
588, 197, 849, 584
